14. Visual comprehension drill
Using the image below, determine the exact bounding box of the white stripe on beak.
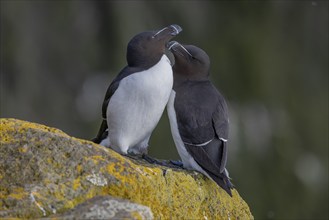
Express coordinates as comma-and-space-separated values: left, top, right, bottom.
170, 25, 180, 34
152, 27, 167, 38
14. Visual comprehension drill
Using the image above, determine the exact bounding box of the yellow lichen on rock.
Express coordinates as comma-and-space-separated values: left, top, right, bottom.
7, 187, 28, 200
0, 118, 253, 219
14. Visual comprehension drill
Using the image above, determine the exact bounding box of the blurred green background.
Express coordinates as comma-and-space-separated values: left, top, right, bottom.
1, 1, 328, 219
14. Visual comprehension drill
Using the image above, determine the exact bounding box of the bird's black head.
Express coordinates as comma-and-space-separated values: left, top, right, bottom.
168, 41, 210, 81
126, 24, 182, 68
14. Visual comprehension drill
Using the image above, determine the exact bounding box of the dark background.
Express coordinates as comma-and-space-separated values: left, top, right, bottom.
1, 1, 328, 219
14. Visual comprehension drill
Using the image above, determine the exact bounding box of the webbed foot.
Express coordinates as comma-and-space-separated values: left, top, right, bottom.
169, 160, 184, 168
142, 154, 167, 166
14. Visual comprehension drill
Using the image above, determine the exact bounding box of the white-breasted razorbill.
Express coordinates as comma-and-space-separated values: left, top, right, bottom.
167, 41, 234, 196
93, 24, 182, 155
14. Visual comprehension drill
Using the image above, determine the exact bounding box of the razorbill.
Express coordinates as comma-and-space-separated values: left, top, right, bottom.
167, 41, 234, 196
93, 24, 182, 155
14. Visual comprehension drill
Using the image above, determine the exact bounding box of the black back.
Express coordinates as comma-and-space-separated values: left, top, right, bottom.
174, 80, 229, 144
169, 43, 233, 196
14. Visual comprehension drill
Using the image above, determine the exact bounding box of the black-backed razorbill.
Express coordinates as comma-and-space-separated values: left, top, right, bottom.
93, 24, 182, 156
167, 41, 233, 196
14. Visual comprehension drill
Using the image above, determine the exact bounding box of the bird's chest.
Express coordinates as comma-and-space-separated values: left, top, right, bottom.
123, 56, 173, 102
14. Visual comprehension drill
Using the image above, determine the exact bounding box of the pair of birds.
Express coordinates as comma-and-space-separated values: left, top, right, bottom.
92, 24, 234, 196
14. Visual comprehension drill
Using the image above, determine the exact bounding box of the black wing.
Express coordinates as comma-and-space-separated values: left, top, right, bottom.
211, 85, 229, 172
185, 140, 232, 196
174, 81, 229, 148
174, 81, 217, 144
174, 81, 232, 195
93, 66, 143, 143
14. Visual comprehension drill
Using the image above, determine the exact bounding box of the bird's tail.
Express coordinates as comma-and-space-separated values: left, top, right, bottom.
92, 119, 108, 144
223, 168, 235, 189
208, 171, 234, 197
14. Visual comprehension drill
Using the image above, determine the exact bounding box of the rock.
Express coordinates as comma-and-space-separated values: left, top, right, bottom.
0, 118, 253, 219
47, 196, 153, 220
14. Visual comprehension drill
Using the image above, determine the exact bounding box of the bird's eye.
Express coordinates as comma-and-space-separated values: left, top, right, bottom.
191, 56, 198, 61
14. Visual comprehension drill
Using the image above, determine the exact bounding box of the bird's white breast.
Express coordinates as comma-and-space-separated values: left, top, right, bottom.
167, 91, 210, 177
107, 55, 173, 154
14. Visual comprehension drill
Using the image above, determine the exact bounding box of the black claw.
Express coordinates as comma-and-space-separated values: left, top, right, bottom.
125, 154, 142, 160
170, 160, 184, 168
162, 169, 167, 177
142, 154, 165, 165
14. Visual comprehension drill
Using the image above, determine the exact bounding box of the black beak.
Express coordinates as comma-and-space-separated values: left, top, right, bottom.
168, 41, 193, 57
152, 24, 182, 40
167, 41, 179, 50
168, 24, 183, 36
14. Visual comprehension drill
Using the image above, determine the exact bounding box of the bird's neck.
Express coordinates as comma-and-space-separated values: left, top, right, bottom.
173, 73, 208, 88
127, 53, 163, 70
